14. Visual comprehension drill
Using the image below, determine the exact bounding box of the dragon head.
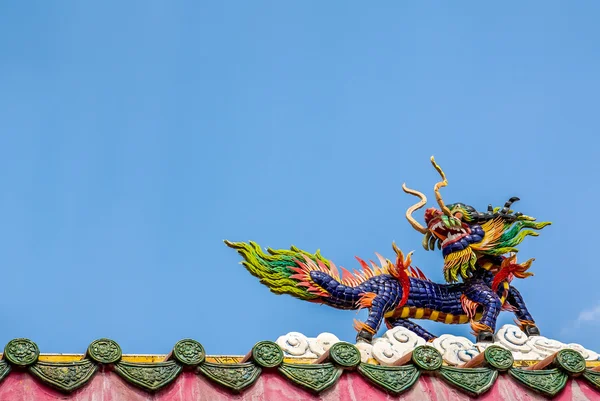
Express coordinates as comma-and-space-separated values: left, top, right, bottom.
402, 157, 551, 283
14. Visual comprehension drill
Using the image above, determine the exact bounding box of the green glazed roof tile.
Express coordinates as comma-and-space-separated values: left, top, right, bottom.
4, 338, 39, 367
357, 363, 420, 395
251, 341, 283, 368
583, 369, 600, 391
30, 360, 97, 393
87, 339, 122, 364
198, 362, 261, 392
278, 362, 342, 393
0, 361, 10, 385
114, 360, 182, 392
508, 368, 568, 397
0, 337, 596, 396
439, 366, 498, 396
483, 345, 514, 371
172, 339, 205, 367
329, 342, 361, 369
555, 349, 586, 375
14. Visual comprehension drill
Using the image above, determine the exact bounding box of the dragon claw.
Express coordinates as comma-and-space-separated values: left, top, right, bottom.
476, 331, 495, 343
523, 325, 540, 337
356, 330, 374, 344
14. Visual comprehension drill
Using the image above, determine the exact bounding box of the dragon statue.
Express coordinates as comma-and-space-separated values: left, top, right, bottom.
225, 157, 551, 343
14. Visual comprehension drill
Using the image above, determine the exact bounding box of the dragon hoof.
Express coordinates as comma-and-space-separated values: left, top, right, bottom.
476, 331, 494, 343
356, 330, 374, 344
523, 325, 540, 336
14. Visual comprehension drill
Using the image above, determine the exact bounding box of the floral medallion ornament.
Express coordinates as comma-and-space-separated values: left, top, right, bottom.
484, 345, 514, 371
555, 349, 585, 375
329, 342, 361, 368
252, 341, 283, 368
4, 338, 39, 367
412, 346, 442, 371
87, 338, 122, 364
173, 339, 205, 366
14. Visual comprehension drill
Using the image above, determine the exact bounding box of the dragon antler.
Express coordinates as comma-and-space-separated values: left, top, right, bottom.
402, 183, 428, 234
430, 156, 453, 217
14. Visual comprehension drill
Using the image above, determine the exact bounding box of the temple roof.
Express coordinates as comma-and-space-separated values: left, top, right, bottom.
1, 325, 599, 400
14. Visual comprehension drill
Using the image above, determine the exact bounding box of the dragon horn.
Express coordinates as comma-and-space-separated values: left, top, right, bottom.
402, 183, 428, 234
500, 197, 520, 214
430, 156, 453, 217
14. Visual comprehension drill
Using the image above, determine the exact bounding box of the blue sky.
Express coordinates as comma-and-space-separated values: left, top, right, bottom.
1, 2, 599, 355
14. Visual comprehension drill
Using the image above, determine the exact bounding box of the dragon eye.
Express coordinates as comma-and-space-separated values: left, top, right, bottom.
454, 212, 463, 220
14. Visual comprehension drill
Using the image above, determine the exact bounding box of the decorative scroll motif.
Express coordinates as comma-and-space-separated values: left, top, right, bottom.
115, 361, 181, 392
0, 361, 10, 384
370, 327, 426, 365
288, 324, 599, 365
358, 364, 420, 395
30, 360, 97, 392
4, 338, 39, 367
276, 332, 339, 358
329, 342, 361, 368
508, 368, 567, 397
439, 367, 498, 396
252, 341, 283, 368
278, 363, 342, 393
307, 333, 340, 356
583, 370, 600, 390
198, 362, 261, 392
355, 342, 374, 363
87, 339, 122, 364
484, 345, 514, 371
495, 325, 599, 361
555, 349, 586, 375
173, 339, 205, 366
431, 334, 480, 366
565, 343, 600, 361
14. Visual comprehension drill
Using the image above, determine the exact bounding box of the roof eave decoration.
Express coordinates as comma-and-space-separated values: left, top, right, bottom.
1, 338, 599, 397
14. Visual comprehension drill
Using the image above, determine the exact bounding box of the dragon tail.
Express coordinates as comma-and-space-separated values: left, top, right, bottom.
224, 240, 341, 302
225, 240, 415, 308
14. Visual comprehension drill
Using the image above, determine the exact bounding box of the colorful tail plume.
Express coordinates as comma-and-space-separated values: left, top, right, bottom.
225, 240, 417, 307
224, 240, 332, 301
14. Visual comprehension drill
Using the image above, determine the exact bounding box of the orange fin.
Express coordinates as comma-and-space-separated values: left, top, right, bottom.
356, 292, 378, 310
470, 321, 492, 336
460, 294, 479, 320
515, 319, 536, 331
353, 319, 376, 334
415, 266, 429, 281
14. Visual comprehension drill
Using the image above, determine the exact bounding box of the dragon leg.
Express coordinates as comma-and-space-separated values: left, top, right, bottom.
464, 282, 502, 342
355, 291, 399, 343
385, 317, 436, 342
507, 286, 540, 336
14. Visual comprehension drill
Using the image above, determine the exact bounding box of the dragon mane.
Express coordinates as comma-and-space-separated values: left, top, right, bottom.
403, 157, 551, 283
442, 204, 550, 282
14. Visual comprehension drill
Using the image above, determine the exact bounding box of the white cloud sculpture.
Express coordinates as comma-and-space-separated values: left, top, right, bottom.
276, 324, 599, 366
